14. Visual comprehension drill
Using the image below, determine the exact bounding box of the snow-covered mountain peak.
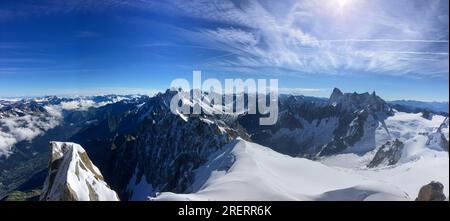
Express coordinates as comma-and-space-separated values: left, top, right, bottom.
40, 142, 119, 201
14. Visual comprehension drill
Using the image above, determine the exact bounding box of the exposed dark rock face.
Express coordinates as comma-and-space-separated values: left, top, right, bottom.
415, 181, 447, 201
368, 139, 404, 168
318, 109, 370, 156
70, 90, 246, 200
238, 94, 332, 156
426, 117, 449, 152
239, 88, 393, 157
442, 135, 449, 152
328, 88, 392, 114
329, 88, 344, 102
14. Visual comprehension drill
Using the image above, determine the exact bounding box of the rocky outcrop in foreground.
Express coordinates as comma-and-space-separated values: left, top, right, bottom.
415, 181, 446, 201
40, 142, 119, 201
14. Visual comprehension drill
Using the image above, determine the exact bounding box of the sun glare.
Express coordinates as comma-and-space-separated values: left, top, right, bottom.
336, 0, 350, 9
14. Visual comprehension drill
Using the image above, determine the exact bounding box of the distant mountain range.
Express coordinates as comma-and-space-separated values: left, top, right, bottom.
388, 100, 449, 114
0, 88, 448, 201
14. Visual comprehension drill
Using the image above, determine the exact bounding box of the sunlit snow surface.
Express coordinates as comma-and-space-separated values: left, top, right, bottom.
322, 112, 449, 199
41, 142, 119, 201
151, 112, 448, 201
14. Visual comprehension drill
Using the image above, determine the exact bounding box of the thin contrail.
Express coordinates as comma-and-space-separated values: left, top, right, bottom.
382, 51, 449, 55
321, 39, 449, 43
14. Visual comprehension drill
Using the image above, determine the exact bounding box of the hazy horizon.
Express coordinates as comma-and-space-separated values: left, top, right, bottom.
0, 87, 449, 103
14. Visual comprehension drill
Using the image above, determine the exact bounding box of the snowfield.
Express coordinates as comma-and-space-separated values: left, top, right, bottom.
151, 112, 449, 201
151, 139, 410, 201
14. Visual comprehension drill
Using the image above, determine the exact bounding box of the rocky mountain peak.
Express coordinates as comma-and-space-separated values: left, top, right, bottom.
328, 88, 392, 114
330, 88, 344, 101
40, 142, 119, 201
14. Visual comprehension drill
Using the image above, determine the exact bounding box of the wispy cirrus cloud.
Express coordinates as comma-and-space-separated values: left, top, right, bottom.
140, 0, 449, 79
0, 0, 448, 80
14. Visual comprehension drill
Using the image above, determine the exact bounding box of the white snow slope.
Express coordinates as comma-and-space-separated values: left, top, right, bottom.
321, 111, 449, 199
151, 139, 409, 201
40, 142, 119, 201
151, 112, 448, 201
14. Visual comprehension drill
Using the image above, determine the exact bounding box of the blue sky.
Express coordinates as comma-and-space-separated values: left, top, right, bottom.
0, 0, 448, 101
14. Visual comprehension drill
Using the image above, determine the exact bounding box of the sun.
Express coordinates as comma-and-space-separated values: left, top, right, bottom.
335, 0, 351, 9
